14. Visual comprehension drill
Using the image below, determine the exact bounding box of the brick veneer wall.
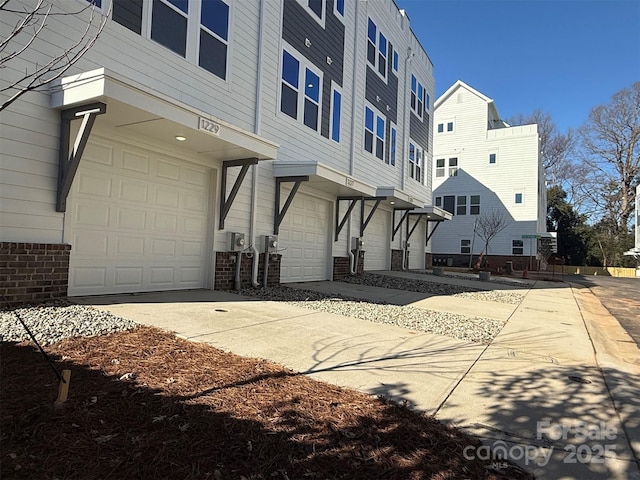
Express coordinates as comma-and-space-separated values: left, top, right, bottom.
1, 242, 71, 307
333, 251, 364, 280
391, 249, 404, 271
432, 254, 537, 271
214, 251, 281, 290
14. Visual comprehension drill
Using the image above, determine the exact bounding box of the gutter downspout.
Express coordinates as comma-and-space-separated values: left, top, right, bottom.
402, 46, 414, 191
347, 0, 363, 177
249, 0, 267, 288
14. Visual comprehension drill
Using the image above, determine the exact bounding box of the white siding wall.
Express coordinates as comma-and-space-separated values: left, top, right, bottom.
2, 0, 436, 273
1, 0, 261, 243
432, 84, 542, 256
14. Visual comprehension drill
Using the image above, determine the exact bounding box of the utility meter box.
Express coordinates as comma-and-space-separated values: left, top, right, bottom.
264, 235, 278, 253
228, 232, 246, 252
352, 237, 364, 250
403, 241, 411, 249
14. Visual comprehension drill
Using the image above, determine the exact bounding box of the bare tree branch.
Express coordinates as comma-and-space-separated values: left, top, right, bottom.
0, 0, 110, 112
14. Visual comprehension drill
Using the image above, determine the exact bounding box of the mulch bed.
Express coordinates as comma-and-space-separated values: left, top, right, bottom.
1, 326, 533, 479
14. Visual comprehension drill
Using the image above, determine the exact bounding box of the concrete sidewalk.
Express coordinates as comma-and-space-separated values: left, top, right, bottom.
76, 273, 640, 480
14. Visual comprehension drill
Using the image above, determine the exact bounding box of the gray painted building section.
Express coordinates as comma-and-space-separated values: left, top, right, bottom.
282, 0, 345, 139
410, 111, 430, 149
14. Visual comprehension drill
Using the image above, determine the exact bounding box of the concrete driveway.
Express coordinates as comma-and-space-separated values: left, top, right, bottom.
75, 273, 640, 480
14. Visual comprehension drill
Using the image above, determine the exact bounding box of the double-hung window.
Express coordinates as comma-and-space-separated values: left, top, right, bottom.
330, 84, 342, 143
114, 0, 230, 81
389, 125, 397, 166
448, 157, 458, 177
280, 48, 322, 133
364, 105, 385, 160
367, 18, 389, 80
411, 75, 426, 119
151, 0, 188, 57
512, 240, 524, 255
460, 239, 471, 254
409, 141, 423, 182
199, 0, 229, 79
470, 195, 481, 215
334, 0, 344, 16
297, 0, 325, 25
435, 158, 445, 177
456, 196, 467, 215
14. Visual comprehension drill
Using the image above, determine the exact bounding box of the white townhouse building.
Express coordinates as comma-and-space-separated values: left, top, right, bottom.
430, 81, 547, 270
1, 0, 450, 305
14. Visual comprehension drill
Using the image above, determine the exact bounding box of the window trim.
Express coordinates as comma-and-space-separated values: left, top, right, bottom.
512, 239, 524, 255
456, 195, 467, 216
515, 192, 523, 204
389, 123, 397, 166
435, 158, 445, 178
279, 44, 324, 134
330, 82, 342, 143
410, 74, 426, 120
448, 157, 458, 177
408, 139, 424, 183
460, 239, 471, 254
489, 152, 497, 165
297, 0, 326, 28
364, 102, 386, 161
366, 17, 389, 82
470, 195, 481, 215
333, 0, 344, 17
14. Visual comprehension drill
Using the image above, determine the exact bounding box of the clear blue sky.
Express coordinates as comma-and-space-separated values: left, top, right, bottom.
395, 0, 640, 133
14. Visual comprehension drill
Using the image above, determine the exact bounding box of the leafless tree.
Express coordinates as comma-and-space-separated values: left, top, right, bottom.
578, 82, 640, 232
508, 109, 575, 177
475, 209, 511, 258
1, 0, 109, 112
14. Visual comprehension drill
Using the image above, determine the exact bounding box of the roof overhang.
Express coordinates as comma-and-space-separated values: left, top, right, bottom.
50, 68, 278, 162
376, 186, 424, 209
410, 205, 453, 221
273, 161, 378, 197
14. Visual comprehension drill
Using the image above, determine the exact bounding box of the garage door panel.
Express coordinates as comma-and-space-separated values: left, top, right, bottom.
279, 191, 329, 283
77, 172, 112, 197
116, 236, 145, 255
122, 150, 149, 173
67, 138, 210, 296
364, 209, 390, 271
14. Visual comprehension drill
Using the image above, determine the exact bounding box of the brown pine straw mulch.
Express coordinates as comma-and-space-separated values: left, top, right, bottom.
1, 326, 533, 480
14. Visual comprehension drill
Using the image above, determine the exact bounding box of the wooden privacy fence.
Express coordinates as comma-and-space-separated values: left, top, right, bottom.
546, 265, 640, 278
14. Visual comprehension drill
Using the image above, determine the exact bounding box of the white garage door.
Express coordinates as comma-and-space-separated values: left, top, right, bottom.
279, 191, 329, 282
363, 208, 390, 271
66, 138, 210, 296
409, 219, 426, 269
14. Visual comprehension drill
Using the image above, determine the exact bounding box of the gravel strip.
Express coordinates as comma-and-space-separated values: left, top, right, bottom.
452, 290, 525, 305
0, 300, 138, 345
240, 285, 505, 344
417, 270, 532, 288
341, 272, 525, 304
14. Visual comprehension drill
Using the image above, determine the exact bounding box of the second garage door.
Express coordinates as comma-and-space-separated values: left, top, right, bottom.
279, 192, 329, 282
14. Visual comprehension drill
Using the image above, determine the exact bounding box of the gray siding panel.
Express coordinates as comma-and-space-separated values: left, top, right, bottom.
365, 67, 398, 125
282, 0, 345, 139
410, 111, 429, 148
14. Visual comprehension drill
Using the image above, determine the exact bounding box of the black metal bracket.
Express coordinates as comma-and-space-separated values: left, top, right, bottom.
360, 197, 385, 237
425, 220, 444, 246
219, 158, 259, 230
335, 196, 361, 241
406, 213, 425, 241
335, 196, 387, 241
274, 176, 309, 234
392, 208, 413, 240
56, 102, 107, 212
